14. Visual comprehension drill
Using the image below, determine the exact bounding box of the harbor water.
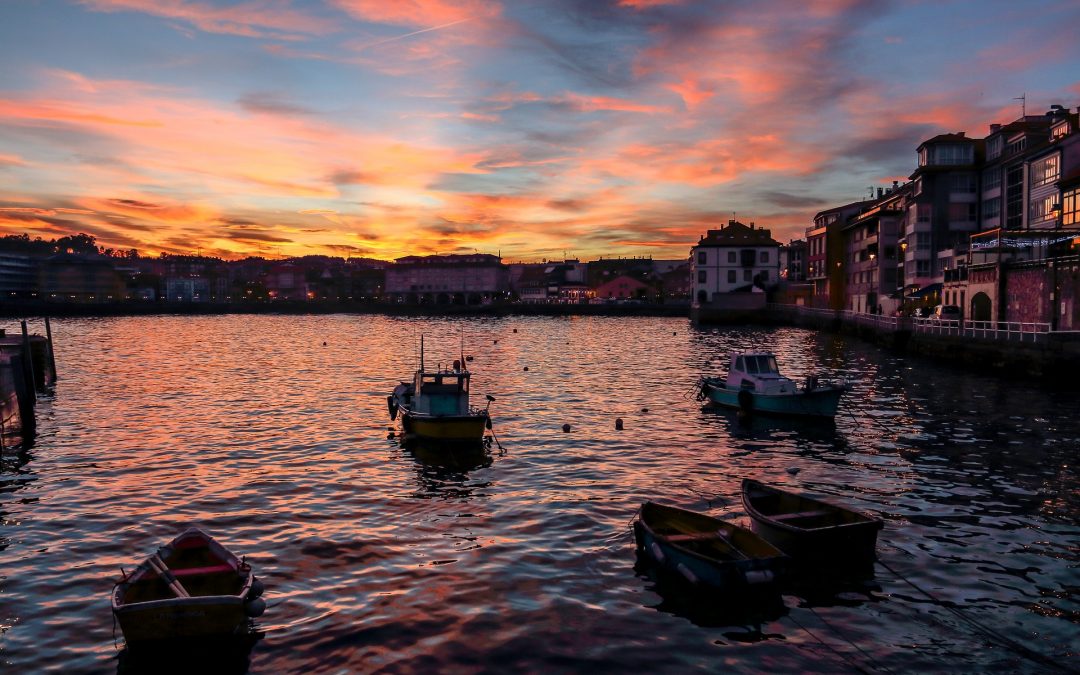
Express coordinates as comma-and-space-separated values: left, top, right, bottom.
0, 315, 1076, 673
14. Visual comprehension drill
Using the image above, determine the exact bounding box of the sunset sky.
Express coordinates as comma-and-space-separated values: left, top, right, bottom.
2, 1, 1079, 262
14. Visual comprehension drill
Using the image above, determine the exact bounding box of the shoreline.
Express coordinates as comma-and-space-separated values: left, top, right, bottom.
0, 300, 692, 320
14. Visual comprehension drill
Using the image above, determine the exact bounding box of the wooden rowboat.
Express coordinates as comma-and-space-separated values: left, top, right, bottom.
633, 502, 787, 592
112, 527, 266, 643
741, 479, 883, 571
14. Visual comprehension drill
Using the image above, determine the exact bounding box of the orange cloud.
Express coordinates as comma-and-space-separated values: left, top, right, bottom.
332, 0, 501, 28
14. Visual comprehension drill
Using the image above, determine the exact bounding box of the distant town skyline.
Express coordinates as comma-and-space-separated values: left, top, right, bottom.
1, 0, 1079, 262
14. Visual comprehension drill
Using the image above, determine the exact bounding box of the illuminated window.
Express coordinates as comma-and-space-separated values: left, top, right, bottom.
1063, 188, 1079, 226
1030, 155, 1060, 187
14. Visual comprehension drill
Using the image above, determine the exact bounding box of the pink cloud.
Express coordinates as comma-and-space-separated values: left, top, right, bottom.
332, 0, 501, 28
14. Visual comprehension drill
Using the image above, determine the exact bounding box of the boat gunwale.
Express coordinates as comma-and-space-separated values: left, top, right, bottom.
639, 501, 787, 565
741, 479, 883, 535
112, 527, 252, 613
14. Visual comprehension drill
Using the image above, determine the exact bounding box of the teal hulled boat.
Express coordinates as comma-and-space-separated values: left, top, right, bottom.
698, 351, 846, 417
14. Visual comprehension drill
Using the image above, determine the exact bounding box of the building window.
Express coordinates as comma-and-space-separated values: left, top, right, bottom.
759, 251, 769, 263
916, 232, 931, 248
914, 177, 923, 196
916, 259, 931, 276
698, 270, 707, 283
727, 251, 736, 263
1051, 122, 1069, 141
1031, 155, 1060, 187
1006, 165, 1024, 228
983, 198, 1001, 220
950, 173, 976, 193
727, 270, 736, 283
1029, 195, 1058, 225
743, 269, 752, 282
697, 252, 707, 265
983, 168, 1001, 192
987, 136, 1003, 160
917, 205, 932, 223
1063, 187, 1079, 226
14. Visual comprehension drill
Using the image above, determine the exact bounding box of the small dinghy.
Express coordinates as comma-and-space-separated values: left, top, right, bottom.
112, 527, 265, 643
741, 478, 883, 571
633, 502, 787, 592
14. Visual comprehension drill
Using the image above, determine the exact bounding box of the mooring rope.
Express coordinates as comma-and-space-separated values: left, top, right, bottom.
785, 609, 876, 674
806, 605, 896, 675
877, 558, 1073, 672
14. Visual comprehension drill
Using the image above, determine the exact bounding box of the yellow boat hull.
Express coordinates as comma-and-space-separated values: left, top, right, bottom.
402, 412, 488, 441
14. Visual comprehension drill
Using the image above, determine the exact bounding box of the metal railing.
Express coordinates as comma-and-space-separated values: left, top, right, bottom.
841, 310, 900, 330
771, 304, 1057, 343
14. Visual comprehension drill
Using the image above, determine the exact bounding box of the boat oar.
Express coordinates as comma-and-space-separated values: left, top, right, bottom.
148, 554, 190, 598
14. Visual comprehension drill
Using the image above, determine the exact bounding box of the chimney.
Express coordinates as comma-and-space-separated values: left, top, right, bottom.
893, 180, 899, 189
990, 123, 1001, 133
877, 187, 884, 198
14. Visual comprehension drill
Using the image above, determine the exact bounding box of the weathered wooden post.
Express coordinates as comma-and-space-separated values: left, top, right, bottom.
44, 316, 57, 383
11, 353, 35, 441
19, 321, 37, 405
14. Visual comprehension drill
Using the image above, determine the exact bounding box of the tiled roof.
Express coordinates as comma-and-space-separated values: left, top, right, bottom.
695, 221, 780, 247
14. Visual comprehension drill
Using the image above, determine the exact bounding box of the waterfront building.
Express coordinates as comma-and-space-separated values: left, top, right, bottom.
38, 253, 125, 303
690, 220, 780, 308
842, 183, 911, 315
594, 274, 650, 301
779, 239, 807, 282
904, 132, 980, 304
386, 254, 509, 304
0, 253, 37, 299
164, 277, 211, 302
807, 202, 871, 309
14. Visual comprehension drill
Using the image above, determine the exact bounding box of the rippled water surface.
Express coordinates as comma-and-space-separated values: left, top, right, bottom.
1, 315, 1077, 673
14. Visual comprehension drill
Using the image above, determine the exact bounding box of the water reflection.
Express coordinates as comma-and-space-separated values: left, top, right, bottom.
634, 552, 788, 639
398, 437, 496, 500
117, 633, 263, 674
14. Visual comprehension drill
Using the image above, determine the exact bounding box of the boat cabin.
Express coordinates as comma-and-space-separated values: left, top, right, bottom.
412, 368, 472, 415
725, 352, 795, 395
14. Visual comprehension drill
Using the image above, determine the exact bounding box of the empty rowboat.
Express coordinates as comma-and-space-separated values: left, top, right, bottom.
633, 501, 787, 592
741, 478, 883, 571
112, 527, 266, 643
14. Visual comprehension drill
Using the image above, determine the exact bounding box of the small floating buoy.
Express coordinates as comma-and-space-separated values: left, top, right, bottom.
673, 331, 676, 336
466, 355, 474, 362
513, 328, 518, 333
786, 467, 800, 476
494, 339, 498, 344
562, 424, 571, 433
323, 341, 327, 346
524, 366, 529, 371
615, 417, 623, 430
641, 407, 649, 413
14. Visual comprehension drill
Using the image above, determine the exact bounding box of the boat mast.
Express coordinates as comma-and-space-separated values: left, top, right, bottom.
420, 334, 425, 372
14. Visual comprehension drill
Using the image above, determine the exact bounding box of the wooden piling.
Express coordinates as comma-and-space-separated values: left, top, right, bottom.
44, 316, 57, 382
19, 322, 36, 408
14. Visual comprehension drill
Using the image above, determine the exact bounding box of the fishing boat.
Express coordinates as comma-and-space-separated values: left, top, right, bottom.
112, 527, 265, 643
741, 478, 883, 570
633, 502, 787, 591
698, 351, 846, 417
388, 336, 492, 442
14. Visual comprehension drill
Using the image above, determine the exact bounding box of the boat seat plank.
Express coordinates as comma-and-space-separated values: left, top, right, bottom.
665, 533, 719, 542
169, 563, 235, 577
771, 508, 832, 521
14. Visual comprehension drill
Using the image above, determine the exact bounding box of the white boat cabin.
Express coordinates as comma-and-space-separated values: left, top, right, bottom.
725, 352, 796, 395
412, 367, 472, 415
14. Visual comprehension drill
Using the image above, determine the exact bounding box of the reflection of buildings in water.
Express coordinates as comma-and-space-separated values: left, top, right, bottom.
400, 437, 496, 500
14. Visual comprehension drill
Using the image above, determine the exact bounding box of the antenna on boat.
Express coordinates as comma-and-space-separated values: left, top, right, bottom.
460, 328, 465, 371
420, 334, 425, 372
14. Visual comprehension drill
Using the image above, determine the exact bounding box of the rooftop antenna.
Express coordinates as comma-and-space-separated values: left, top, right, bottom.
1013, 92, 1026, 117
